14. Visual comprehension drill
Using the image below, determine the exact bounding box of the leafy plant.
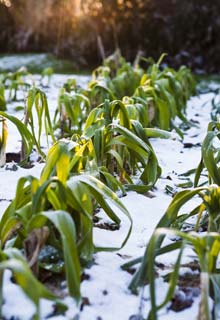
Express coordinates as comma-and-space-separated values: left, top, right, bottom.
41, 67, 54, 86
0, 111, 34, 164
23, 87, 55, 158
0, 87, 55, 163
52, 52, 195, 140
54, 88, 90, 137
0, 52, 197, 318
0, 141, 132, 309
83, 99, 162, 192
195, 122, 220, 186
2, 67, 31, 102
134, 62, 196, 132
125, 183, 220, 315
91, 50, 143, 100
0, 248, 56, 320
140, 228, 220, 320
125, 184, 220, 319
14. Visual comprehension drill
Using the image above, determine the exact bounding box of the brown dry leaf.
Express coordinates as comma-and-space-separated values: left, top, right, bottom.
24, 227, 50, 276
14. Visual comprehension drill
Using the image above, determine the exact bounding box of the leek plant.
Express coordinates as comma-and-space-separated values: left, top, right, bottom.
0, 111, 34, 164
23, 87, 55, 158
195, 121, 220, 186
0, 142, 132, 311
0, 248, 56, 320
2, 67, 31, 102
41, 67, 54, 86
0, 87, 54, 164
0, 53, 197, 318
0, 86, 55, 163
83, 99, 163, 192
134, 64, 196, 131
141, 228, 220, 320
127, 185, 220, 319
54, 88, 90, 137
53, 52, 195, 139
91, 50, 143, 100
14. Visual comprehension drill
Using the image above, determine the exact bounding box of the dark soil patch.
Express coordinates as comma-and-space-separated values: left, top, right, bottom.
183, 142, 201, 148
80, 297, 91, 311
81, 272, 91, 282
40, 272, 66, 299
169, 272, 200, 312
94, 222, 120, 231
6, 152, 20, 163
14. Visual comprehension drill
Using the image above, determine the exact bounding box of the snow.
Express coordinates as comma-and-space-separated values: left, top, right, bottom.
0, 54, 49, 71
0, 71, 215, 319
0, 54, 76, 73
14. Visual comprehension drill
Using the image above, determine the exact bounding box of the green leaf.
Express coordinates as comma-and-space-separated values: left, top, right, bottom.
41, 210, 81, 302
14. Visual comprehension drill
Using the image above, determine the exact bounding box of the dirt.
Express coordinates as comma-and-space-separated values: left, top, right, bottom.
169, 272, 200, 312
94, 222, 120, 231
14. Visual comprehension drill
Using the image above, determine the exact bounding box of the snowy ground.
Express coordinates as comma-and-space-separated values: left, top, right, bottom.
0, 54, 75, 73
0, 73, 215, 319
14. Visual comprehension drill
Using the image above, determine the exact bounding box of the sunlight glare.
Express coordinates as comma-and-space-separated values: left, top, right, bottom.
0, 0, 11, 7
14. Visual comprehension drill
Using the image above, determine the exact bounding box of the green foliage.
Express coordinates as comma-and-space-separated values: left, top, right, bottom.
0, 117, 7, 167
0, 83, 6, 111
0, 142, 132, 307
24, 87, 55, 158
127, 184, 220, 319
41, 67, 54, 86
91, 50, 143, 99
0, 112, 33, 164
83, 100, 162, 192
142, 228, 220, 320
51, 52, 195, 143
0, 248, 55, 319
2, 67, 31, 101
134, 63, 196, 131
89, 52, 195, 134
40, 210, 81, 301
54, 88, 90, 137
0, 52, 197, 316
195, 122, 220, 186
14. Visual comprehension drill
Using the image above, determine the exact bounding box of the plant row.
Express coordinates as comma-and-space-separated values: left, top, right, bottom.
125, 93, 220, 319
0, 52, 195, 319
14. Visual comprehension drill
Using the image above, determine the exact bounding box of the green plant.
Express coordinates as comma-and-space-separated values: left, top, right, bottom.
0, 52, 198, 319
0, 141, 132, 311
41, 67, 54, 86
0, 248, 56, 320
0, 112, 34, 164
195, 122, 220, 186
134, 61, 196, 132
83, 100, 162, 192
141, 228, 220, 320
126, 185, 220, 319
0, 87, 55, 163
23, 87, 55, 158
91, 50, 143, 100
54, 89, 90, 137
52, 52, 195, 139
3, 67, 31, 101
